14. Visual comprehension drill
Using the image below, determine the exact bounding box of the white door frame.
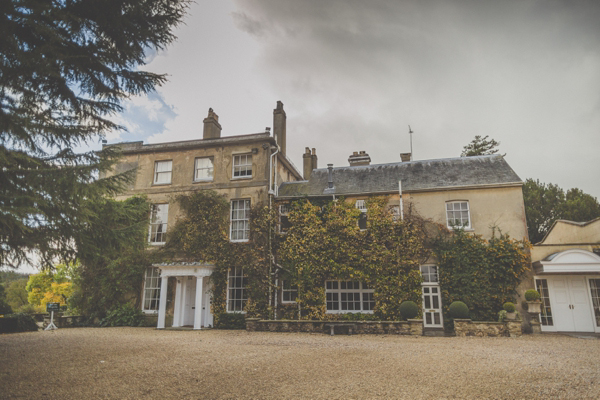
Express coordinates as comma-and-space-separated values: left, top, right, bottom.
535, 275, 600, 333
156, 264, 215, 330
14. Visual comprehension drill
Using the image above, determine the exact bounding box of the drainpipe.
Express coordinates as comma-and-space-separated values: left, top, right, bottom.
268, 136, 280, 320
399, 180, 404, 220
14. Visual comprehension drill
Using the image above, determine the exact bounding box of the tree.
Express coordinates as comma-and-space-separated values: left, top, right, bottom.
0, 276, 13, 314
461, 135, 503, 157
5, 278, 28, 311
523, 179, 600, 243
0, 0, 188, 268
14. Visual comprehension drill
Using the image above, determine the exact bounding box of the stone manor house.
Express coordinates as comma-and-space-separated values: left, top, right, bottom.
106, 101, 600, 334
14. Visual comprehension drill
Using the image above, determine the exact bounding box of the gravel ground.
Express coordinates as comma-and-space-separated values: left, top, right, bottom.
1, 328, 599, 399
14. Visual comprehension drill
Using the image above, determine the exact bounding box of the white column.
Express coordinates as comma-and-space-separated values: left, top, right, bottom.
193, 276, 204, 330
157, 275, 169, 329
172, 279, 183, 328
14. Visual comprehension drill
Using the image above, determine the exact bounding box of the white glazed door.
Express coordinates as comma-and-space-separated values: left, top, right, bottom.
422, 286, 443, 328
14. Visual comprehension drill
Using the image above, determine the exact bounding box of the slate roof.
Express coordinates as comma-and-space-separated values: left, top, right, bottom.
278, 155, 522, 198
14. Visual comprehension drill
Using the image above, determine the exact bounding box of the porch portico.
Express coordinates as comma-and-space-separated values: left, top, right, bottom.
155, 263, 215, 330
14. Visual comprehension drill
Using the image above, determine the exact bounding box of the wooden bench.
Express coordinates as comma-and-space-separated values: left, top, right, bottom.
324, 323, 357, 336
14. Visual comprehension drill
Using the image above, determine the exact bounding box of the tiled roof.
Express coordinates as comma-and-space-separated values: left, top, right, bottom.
278, 155, 521, 198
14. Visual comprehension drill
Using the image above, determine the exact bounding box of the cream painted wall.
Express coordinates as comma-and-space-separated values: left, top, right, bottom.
343, 185, 528, 241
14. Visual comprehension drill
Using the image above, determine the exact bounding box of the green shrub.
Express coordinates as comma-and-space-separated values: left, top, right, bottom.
100, 304, 146, 327
503, 302, 516, 312
448, 301, 469, 319
524, 289, 541, 301
399, 301, 419, 319
214, 313, 246, 330
335, 313, 380, 321
0, 313, 39, 334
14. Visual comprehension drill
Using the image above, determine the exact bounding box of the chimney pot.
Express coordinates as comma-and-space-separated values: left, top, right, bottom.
348, 150, 371, 166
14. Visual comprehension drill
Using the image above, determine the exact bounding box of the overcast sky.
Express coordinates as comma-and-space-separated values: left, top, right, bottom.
110, 0, 600, 198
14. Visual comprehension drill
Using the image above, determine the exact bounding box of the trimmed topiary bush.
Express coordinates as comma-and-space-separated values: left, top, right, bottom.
503, 302, 516, 312
448, 301, 469, 319
525, 289, 541, 301
399, 301, 419, 319
215, 313, 246, 329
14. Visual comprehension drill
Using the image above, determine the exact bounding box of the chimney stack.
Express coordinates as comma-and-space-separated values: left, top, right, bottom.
348, 150, 371, 166
327, 164, 334, 188
203, 108, 222, 139
273, 101, 286, 155
302, 147, 318, 180
400, 153, 412, 162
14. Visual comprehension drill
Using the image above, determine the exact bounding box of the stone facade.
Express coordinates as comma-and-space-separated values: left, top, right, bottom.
246, 318, 423, 336
453, 319, 523, 337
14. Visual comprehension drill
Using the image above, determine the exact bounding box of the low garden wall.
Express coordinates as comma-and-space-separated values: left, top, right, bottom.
246, 318, 423, 336
453, 319, 522, 337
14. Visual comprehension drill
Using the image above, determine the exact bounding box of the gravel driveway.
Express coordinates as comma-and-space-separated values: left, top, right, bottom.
1, 328, 599, 399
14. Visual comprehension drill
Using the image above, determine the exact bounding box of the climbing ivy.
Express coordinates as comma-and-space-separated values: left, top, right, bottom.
164, 191, 277, 323
278, 197, 436, 321
433, 229, 531, 323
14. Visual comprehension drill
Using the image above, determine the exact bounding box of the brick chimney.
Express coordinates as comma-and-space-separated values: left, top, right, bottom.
348, 150, 371, 166
400, 153, 412, 162
273, 101, 286, 155
203, 108, 222, 139
302, 147, 318, 180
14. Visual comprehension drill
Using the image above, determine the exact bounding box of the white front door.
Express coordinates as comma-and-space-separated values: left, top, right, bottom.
183, 277, 196, 326
422, 286, 443, 328
549, 276, 595, 332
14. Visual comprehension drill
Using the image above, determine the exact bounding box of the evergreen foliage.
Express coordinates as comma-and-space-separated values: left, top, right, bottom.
0, 0, 188, 268
0, 276, 12, 314
523, 179, 600, 243
461, 135, 503, 157
164, 191, 277, 321
448, 301, 469, 319
398, 301, 419, 319
433, 229, 530, 322
278, 198, 435, 321
70, 196, 153, 319
503, 302, 516, 312
524, 289, 541, 302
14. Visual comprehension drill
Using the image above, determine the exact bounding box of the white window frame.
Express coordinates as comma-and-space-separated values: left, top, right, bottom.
282, 279, 298, 303
153, 160, 172, 185
148, 204, 168, 245
227, 267, 247, 313
230, 199, 251, 242
325, 280, 374, 314
420, 265, 439, 285
355, 200, 367, 230
445, 201, 471, 229
194, 157, 214, 182
232, 153, 252, 179
142, 267, 161, 313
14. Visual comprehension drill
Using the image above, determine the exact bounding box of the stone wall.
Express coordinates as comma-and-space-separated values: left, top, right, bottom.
454, 319, 522, 337
246, 318, 423, 336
